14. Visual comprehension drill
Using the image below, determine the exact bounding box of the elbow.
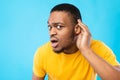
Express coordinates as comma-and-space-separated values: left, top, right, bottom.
110, 70, 120, 80
116, 70, 120, 80
111, 71, 120, 80
101, 69, 120, 80
109, 66, 120, 80
114, 66, 120, 80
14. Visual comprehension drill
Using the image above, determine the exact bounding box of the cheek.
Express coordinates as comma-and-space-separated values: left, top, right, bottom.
59, 31, 75, 45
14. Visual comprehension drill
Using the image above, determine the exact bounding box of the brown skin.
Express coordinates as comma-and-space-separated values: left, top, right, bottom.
32, 11, 120, 80
48, 11, 80, 54
32, 73, 44, 80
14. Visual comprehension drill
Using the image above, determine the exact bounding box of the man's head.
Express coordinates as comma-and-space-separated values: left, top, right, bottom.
51, 3, 82, 24
48, 3, 82, 53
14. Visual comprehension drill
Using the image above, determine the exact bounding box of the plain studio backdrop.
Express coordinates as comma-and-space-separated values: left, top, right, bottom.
0, 0, 120, 80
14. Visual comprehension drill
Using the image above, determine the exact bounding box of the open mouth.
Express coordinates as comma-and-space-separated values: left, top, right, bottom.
50, 38, 59, 48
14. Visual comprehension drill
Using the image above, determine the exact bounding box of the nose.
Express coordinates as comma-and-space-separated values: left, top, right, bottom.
49, 27, 57, 37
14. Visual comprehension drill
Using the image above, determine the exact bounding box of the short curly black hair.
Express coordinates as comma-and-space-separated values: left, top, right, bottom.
50, 3, 82, 24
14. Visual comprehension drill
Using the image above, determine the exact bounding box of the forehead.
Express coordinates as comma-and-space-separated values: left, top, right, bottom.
48, 11, 72, 25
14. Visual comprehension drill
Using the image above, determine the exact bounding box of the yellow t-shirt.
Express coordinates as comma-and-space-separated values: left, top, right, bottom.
33, 40, 119, 80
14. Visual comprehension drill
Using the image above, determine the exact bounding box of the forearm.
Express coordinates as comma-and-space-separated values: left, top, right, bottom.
80, 48, 120, 80
76, 19, 120, 79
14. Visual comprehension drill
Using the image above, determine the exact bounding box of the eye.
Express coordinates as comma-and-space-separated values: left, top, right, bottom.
48, 25, 52, 30
56, 25, 63, 30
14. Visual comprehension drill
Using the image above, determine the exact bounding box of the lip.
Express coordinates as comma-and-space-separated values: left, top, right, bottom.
50, 37, 59, 48
51, 41, 59, 48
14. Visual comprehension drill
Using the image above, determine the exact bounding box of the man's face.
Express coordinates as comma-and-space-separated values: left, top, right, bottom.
48, 11, 77, 53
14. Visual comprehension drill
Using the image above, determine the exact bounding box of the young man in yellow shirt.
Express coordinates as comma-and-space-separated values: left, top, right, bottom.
32, 3, 120, 80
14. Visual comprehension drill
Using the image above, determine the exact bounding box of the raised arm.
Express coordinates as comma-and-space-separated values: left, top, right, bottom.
76, 19, 120, 80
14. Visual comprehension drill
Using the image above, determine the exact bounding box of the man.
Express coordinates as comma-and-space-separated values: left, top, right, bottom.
32, 3, 120, 80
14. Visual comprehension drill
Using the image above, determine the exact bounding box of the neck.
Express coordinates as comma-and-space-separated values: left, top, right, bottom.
63, 44, 78, 54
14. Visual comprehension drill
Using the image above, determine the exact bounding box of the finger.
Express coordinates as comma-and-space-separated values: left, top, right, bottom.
77, 19, 92, 37
77, 19, 88, 31
77, 19, 89, 32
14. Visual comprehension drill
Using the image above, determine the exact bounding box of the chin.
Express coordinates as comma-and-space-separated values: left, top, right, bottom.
53, 48, 63, 53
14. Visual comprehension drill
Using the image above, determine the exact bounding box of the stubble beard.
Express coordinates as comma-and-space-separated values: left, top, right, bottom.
53, 33, 77, 54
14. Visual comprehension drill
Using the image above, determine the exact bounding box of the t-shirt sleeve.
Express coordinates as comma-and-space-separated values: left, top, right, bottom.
33, 48, 46, 77
103, 47, 119, 66
92, 40, 119, 66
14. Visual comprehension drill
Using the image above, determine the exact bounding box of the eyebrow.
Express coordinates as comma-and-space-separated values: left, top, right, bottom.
47, 21, 65, 25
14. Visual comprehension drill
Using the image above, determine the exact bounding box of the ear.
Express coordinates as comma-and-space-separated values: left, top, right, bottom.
74, 24, 81, 35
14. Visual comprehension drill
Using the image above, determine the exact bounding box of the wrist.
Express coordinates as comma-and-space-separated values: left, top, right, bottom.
79, 47, 91, 54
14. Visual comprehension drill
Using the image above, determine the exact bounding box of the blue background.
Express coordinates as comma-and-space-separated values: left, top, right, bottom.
0, 0, 120, 80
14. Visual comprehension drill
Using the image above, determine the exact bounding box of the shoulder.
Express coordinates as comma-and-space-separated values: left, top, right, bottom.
34, 42, 52, 59
91, 40, 119, 66
91, 39, 111, 51
38, 42, 52, 52
90, 39, 113, 57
